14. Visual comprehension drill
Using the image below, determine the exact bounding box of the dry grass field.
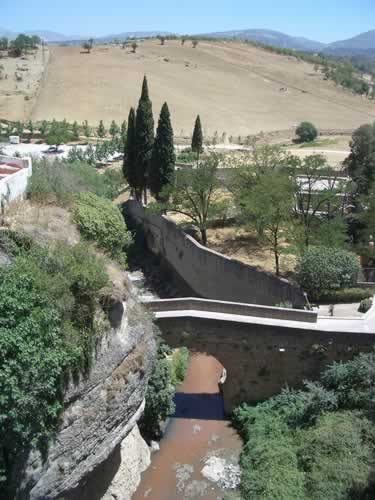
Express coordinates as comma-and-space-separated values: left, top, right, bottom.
31, 39, 375, 137
0, 46, 49, 121
206, 226, 296, 278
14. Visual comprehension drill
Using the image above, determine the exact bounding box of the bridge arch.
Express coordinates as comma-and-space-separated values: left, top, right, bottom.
149, 299, 375, 414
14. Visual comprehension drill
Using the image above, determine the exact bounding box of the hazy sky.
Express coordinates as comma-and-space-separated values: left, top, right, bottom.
1, 0, 374, 43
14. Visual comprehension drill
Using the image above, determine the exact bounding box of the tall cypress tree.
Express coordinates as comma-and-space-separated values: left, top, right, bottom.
124, 107, 137, 193
150, 102, 176, 200
135, 76, 154, 202
191, 115, 203, 163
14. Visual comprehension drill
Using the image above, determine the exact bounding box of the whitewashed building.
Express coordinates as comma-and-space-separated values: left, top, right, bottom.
0, 155, 32, 209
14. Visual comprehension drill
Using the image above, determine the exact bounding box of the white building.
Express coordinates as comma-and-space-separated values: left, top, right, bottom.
0, 155, 32, 210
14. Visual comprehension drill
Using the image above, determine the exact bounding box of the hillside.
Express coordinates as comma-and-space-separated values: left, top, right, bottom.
30, 39, 375, 137
203, 29, 326, 51
327, 29, 375, 52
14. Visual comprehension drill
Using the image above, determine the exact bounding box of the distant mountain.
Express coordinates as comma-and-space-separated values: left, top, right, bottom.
2, 26, 375, 56
95, 31, 172, 43
202, 29, 327, 52
0, 28, 86, 42
26, 30, 87, 42
324, 30, 375, 56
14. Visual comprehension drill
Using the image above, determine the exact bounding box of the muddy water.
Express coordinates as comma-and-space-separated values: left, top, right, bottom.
133, 354, 242, 500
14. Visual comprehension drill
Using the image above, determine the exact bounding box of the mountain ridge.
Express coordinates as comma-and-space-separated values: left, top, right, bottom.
1, 26, 374, 55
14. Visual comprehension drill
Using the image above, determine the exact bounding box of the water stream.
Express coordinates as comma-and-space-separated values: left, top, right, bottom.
128, 261, 242, 500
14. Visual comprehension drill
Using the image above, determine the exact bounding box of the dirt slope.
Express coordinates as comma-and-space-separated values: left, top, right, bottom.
31, 39, 375, 136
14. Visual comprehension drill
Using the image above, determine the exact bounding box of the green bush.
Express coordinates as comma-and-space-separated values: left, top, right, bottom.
296, 121, 318, 143
299, 412, 373, 500
296, 247, 360, 299
28, 158, 122, 205
358, 297, 373, 313
234, 352, 375, 500
139, 342, 176, 440
176, 148, 197, 164
73, 192, 132, 262
168, 347, 189, 386
318, 287, 373, 304
0, 236, 109, 496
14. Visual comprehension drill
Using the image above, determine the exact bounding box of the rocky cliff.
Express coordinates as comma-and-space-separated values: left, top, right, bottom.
16, 293, 155, 499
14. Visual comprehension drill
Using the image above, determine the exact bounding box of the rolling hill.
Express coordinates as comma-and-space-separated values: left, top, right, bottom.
30, 39, 375, 136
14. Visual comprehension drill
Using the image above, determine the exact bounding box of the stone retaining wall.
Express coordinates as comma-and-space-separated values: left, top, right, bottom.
125, 200, 305, 307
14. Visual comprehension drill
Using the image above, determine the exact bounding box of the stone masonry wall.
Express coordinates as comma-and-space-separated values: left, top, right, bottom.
125, 201, 305, 307
157, 315, 375, 413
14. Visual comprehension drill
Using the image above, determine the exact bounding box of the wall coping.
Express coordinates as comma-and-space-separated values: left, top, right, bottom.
145, 297, 317, 323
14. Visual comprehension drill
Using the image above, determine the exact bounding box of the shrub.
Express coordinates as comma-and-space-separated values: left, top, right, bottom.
28, 159, 117, 205
73, 192, 132, 262
139, 342, 176, 440
296, 247, 360, 299
0, 238, 108, 495
299, 412, 373, 500
176, 148, 197, 164
168, 347, 189, 386
322, 352, 375, 410
317, 287, 373, 304
234, 352, 375, 500
296, 121, 318, 143
358, 297, 373, 313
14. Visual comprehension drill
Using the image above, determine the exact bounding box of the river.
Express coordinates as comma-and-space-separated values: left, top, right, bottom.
133, 353, 242, 500
127, 256, 242, 500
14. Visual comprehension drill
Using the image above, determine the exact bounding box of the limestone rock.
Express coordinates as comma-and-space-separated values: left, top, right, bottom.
101, 425, 151, 500
16, 296, 155, 500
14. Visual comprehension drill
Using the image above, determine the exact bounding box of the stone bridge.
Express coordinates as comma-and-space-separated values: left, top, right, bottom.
145, 298, 375, 413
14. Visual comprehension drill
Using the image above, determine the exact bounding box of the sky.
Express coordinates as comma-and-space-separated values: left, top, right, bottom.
1, 0, 374, 43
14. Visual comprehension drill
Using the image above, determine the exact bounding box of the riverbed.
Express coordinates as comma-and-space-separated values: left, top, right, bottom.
133, 353, 242, 500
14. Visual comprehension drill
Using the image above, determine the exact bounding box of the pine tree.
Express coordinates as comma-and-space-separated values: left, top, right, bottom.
120, 119, 127, 150
150, 102, 176, 200
109, 120, 120, 138
121, 120, 127, 140
83, 120, 90, 138
135, 76, 154, 202
124, 108, 137, 191
72, 121, 80, 140
97, 120, 106, 138
191, 115, 203, 162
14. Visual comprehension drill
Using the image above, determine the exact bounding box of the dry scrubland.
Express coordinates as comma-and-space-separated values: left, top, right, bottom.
32, 40, 375, 137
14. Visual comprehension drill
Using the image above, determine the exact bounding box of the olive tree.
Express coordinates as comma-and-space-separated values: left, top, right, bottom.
161, 154, 221, 246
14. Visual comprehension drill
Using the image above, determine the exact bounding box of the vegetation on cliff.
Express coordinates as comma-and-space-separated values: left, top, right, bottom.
140, 342, 189, 440
0, 158, 135, 495
0, 231, 109, 496
74, 192, 132, 263
234, 351, 375, 499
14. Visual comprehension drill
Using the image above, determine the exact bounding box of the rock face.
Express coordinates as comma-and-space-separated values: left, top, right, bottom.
17, 295, 155, 500
102, 425, 151, 500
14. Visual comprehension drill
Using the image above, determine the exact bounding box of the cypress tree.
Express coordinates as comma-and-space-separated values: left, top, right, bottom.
150, 102, 176, 200
191, 115, 203, 162
135, 76, 154, 202
124, 107, 137, 193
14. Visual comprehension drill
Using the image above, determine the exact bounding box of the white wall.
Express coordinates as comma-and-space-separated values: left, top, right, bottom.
0, 156, 32, 207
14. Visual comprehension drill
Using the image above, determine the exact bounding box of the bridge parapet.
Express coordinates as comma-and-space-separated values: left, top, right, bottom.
144, 297, 317, 323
